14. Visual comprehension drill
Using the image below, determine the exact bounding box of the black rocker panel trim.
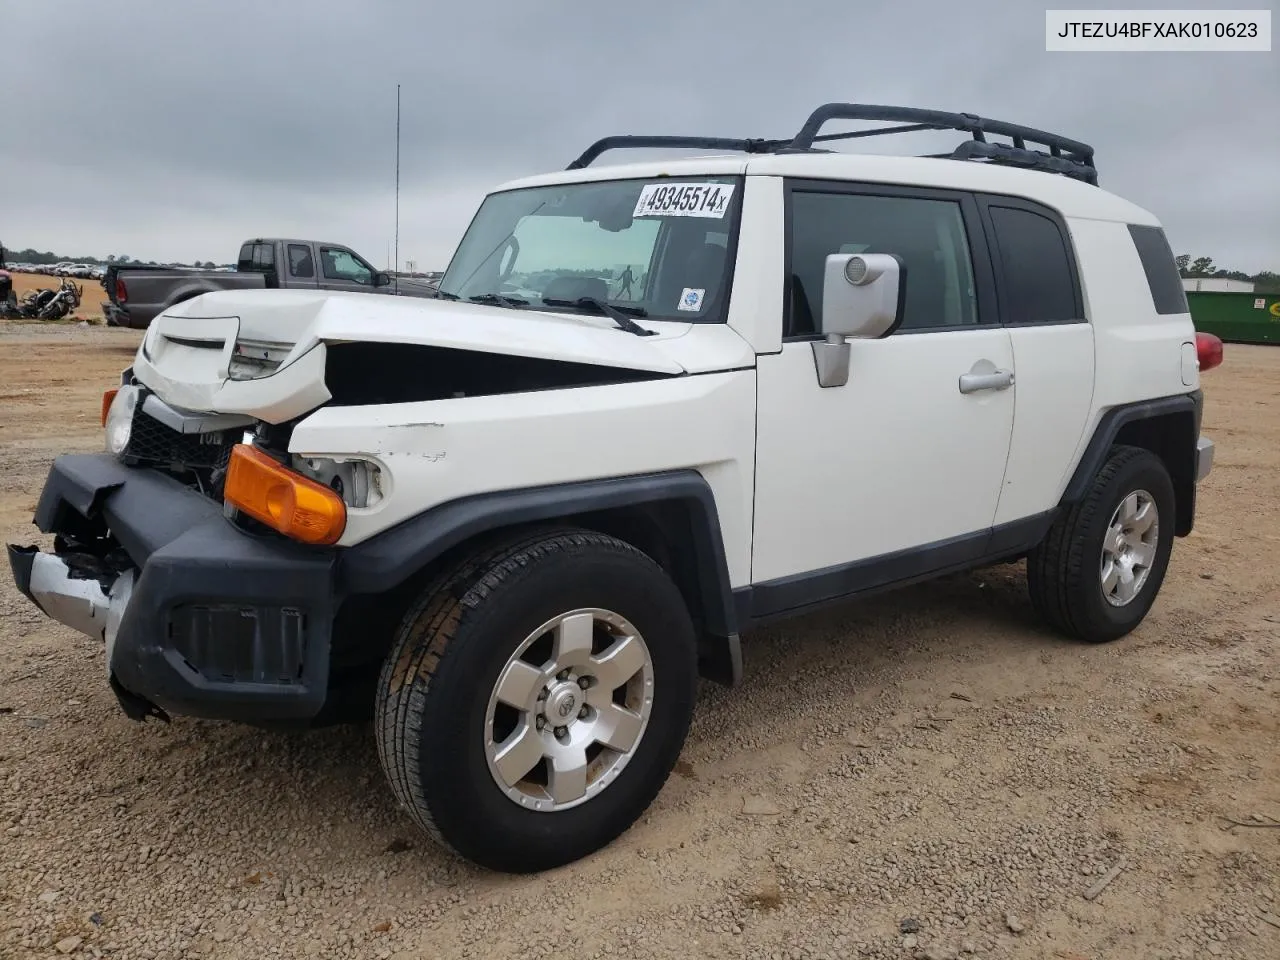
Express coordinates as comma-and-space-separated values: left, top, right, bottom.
735, 510, 1057, 627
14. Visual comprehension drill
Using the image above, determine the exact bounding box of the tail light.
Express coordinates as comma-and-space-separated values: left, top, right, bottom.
1195, 332, 1223, 373
115, 278, 127, 303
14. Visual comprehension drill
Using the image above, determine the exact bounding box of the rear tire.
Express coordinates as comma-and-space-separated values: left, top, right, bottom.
1027, 445, 1176, 643
374, 527, 698, 873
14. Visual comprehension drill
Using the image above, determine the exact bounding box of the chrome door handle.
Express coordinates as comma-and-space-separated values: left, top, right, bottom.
958, 369, 1014, 394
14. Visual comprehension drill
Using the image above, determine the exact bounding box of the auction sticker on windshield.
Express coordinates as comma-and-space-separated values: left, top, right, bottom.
633, 182, 735, 219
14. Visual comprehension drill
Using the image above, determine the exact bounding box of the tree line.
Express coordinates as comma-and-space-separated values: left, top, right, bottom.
1176, 255, 1279, 292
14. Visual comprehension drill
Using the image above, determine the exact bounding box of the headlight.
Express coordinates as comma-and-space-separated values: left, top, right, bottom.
104, 385, 140, 456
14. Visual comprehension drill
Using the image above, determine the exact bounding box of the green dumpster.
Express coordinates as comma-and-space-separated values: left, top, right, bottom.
1187, 291, 1280, 345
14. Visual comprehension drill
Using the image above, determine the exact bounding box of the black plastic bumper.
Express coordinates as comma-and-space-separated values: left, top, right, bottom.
13, 453, 338, 724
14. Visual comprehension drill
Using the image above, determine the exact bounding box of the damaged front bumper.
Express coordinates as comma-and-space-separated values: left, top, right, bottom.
7, 453, 338, 725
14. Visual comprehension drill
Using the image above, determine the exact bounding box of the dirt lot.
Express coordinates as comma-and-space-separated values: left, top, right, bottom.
1, 322, 1276, 960
7, 272, 109, 321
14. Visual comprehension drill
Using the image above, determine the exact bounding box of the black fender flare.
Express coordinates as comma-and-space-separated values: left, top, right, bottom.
1059, 391, 1202, 535
335, 470, 743, 685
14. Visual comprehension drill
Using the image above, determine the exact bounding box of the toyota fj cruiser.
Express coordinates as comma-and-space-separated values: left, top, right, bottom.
8, 103, 1222, 874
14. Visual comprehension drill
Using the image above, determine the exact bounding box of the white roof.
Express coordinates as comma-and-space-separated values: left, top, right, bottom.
493, 151, 1158, 226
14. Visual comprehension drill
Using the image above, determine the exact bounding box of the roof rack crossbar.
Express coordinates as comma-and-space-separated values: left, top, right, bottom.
788, 103, 1094, 157
566, 135, 789, 170
810, 122, 943, 143
785, 103, 1097, 184
562, 102, 1099, 184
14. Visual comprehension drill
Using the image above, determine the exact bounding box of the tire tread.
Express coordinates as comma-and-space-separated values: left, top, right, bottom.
373, 526, 682, 867
1027, 444, 1167, 642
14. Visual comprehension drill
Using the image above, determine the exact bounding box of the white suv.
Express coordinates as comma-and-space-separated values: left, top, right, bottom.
8, 103, 1221, 874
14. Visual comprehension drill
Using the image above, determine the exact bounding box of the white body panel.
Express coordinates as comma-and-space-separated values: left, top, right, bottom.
150, 290, 690, 375
994, 325, 1096, 526
133, 294, 759, 422
495, 153, 1160, 227
724, 176, 786, 354
290, 371, 758, 587
751, 329, 1015, 582
1067, 217, 1198, 477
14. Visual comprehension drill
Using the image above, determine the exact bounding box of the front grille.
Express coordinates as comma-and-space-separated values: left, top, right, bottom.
124, 407, 236, 471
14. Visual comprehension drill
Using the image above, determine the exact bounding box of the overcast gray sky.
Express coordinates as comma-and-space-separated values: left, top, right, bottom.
3, 0, 1276, 272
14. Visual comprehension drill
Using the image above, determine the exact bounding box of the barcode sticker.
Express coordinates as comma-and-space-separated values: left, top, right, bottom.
633, 182, 735, 219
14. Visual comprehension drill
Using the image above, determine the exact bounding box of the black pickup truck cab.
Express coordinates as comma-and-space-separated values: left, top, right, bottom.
102, 238, 437, 329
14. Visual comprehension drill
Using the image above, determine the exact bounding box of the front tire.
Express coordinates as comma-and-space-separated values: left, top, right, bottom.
1027, 445, 1176, 643
374, 528, 698, 873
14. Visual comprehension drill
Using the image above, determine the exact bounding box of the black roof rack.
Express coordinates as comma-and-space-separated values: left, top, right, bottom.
565, 136, 792, 171
565, 102, 1098, 185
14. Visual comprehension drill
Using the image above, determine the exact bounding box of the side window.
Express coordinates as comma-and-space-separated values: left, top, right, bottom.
320, 247, 372, 285
787, 191, 979, 337
987, 205, 1080, 324
236, 243, 254, 271
1127, 224, 1189, 315
288, 244, 315, 278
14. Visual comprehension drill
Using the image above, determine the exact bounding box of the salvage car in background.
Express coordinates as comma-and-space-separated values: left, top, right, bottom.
102, 238, 438, 329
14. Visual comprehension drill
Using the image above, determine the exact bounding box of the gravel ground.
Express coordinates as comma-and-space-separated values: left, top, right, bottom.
1, 322, 1277, 960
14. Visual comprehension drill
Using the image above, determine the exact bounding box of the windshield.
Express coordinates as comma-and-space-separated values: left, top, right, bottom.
437, 176, 743, 323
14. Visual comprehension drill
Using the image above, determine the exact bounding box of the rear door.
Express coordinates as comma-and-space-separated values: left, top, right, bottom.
284, 242, 320, 289
977, 197, 1095, 526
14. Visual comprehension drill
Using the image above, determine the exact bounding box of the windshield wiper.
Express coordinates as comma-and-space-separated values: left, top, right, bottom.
467, 292, 529, 308
542, 296, 656, 337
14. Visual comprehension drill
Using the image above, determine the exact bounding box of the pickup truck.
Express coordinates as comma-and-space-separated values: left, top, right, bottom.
102, 237, 438, 329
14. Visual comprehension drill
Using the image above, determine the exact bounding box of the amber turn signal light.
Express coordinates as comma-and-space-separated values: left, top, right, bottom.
101, 388, 119, 427
223, 444, 347, 546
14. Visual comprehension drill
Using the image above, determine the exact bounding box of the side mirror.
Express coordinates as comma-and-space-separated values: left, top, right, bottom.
812, 253, 906, 387
374, 271, 392, 287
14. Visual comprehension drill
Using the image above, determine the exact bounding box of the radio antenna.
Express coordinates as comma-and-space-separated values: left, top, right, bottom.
393, 83, 401, 296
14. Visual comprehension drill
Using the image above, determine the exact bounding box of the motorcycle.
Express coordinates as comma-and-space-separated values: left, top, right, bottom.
37, 278, 83, 320
0, 277, 82, 320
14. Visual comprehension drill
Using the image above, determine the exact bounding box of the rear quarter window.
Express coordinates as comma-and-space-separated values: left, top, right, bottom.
986, 204, 1081, 324
1127, 224, 1189, 315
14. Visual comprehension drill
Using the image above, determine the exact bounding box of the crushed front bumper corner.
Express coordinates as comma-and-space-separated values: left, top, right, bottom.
7, 453, 341, 726
7, 544, 123, 642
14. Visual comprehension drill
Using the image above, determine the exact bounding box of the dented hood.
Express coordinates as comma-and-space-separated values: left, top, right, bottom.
162, 288, 687, 372
131, 288, 704, 421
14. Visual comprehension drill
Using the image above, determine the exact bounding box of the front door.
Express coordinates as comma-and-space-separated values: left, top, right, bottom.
318, 245, 378, 295
750, 181, 1016, 607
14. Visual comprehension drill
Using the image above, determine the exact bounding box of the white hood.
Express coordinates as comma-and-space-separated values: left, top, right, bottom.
131, 288, 753, 422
